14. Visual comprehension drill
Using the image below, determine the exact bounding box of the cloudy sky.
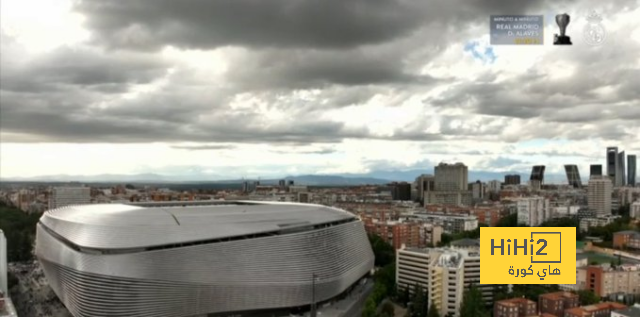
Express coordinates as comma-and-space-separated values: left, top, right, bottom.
1, 0, 639, 180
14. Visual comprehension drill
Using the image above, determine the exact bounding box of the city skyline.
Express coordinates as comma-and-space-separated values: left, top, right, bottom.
1, 0, 639, 179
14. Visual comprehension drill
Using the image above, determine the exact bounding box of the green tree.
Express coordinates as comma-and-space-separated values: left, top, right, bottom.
427, 303, 440, 317
410, 284, 428, 317
369, 234, 396, 267
380, 301, 395, 317
399, 285, 411, 307
0, 202, 42, 262
8, 271, 19, 289
376, 264, 396, 298
362, 298, 377, 317
460, 285, 489, 317
576, 290, 600, 306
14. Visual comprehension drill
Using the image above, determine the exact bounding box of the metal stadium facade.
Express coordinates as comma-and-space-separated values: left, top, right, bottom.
35, 201, 375, 317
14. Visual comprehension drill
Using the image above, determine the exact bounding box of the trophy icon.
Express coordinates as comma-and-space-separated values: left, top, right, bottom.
554, 13, 572, 45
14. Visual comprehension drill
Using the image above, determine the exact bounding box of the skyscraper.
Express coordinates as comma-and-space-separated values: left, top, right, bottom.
504, 174, 521, 185
564, 165, 582, 188
628, 155, 637, 186
435, 163, 468, 191
606, 147, 619, 186
530, 165, 546, 183
590, 164, 603, 179
618, 151, 626, 186
588, 176, 613, 216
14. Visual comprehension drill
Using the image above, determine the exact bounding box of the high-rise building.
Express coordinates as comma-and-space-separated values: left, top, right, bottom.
0, 229, 6, 294
516, 196, 550, 226
530, 165, 546, 183
504, 174, 521, 185
628, 155, 637, 186
618, 151, 626, 186
435, 163, 468, 191
471, 180, 485, 200
48, 186, 91, 209
396, 247, 495, 317
427, 163, 471, 206
588, 176, 613, 216
415, 174, 435, 203
488, 180, 502, 192
565, 164, 583, 188
608, 147, 619, 185
590, 164, 603, 179
390, 182, 412, 201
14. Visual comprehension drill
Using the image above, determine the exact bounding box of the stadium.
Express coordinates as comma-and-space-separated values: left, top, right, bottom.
35, 201, 375, 317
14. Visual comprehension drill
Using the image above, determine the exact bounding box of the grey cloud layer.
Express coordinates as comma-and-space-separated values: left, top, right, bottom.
1, 0, 638, 148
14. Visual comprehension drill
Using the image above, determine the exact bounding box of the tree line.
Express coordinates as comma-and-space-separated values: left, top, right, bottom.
0, 201, 41, 262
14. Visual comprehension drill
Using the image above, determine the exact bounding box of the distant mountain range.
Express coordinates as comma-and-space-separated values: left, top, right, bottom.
1, 169, 574, 185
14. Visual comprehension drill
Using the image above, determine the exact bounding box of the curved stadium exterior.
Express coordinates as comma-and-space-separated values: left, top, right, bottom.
35, 201, 375, 317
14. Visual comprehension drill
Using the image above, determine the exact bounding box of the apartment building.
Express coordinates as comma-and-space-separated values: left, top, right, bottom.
631, 201, 640, 219
48, 186, 91, 209
613, 231, 640, 250
516, 196, 551, 226
588, 176, 613, 216
586, 265, 640, 298
579, 215, 621, 232
564, 302, 627, 317
364, 220, 443, 250
396, 247, 494, 317
538, 291, 579, 316
494, 298, 536, 317
411, 213, 478, 234
559, 255, 589, 292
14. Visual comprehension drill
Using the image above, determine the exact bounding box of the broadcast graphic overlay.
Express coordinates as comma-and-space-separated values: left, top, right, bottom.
490, 15, 544, 45
480, 227, 576, 284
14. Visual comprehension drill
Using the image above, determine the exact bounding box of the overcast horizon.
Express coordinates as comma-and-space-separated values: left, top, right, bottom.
1, 0, 639, 179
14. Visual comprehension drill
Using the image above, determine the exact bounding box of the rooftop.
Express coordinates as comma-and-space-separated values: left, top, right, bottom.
496, 297, 535, 306
613, 305, 640, 317
40, 201, 356, 250
566, 302, 627, 315
539, 291, 578, 301
451, 238, 480, 247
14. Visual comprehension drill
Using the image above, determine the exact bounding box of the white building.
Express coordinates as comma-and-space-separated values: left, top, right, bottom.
487, 180, 501, 193
516, 196, 550, 226
48, 186, 91, 209
0, 230, 6, 294
631, 200, 640, 219
551, 206, 580, 219
559, 255, 588, 291
397, 246, 494, 317
579, 215, 621, 232
588, 176, 613, 216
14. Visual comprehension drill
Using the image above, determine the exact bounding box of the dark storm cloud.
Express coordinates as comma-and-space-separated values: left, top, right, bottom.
270, 148, 337, 155
75, 0, 425, 50
0, 46, 168, 93
171, 145, 237, 150
73, 0, 562, 51
227, 49, 438, 90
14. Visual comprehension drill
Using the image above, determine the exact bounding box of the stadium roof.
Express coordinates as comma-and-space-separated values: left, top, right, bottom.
39, 201, 355, 250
